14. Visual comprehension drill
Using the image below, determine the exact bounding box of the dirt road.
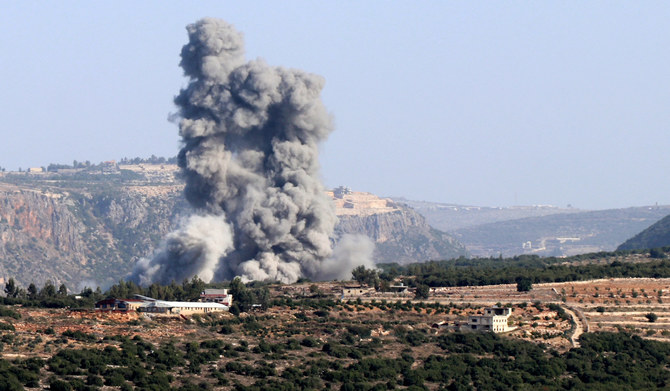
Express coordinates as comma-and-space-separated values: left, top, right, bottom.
561, 305, 587, 348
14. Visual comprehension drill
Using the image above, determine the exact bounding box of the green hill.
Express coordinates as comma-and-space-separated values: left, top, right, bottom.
618, 214, 670, 251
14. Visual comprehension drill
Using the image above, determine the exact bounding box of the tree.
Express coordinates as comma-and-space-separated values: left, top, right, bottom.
379, 268, 399, 282
40, 281, 57, 298
58, 284, 68, 296
229, 277, 251, 311
379, 279, 391, 292
351, 266, 379, 289
516, 277, 533, 292
80, 287, 94, 298
414, 284, 430, 300
646, 313, 658, 323
27, 283, 38, 300
229, 277, 246, 301
650, 248, 665, 259
228, 278, 269, 312
182, 276, 205, 301
4, 278, 18, 298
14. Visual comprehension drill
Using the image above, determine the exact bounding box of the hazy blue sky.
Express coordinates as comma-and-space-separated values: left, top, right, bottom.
1, 2, 668, 210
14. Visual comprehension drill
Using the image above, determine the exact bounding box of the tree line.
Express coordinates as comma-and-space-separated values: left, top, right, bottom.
376, 248, 670, 288
1, 276, 270, 315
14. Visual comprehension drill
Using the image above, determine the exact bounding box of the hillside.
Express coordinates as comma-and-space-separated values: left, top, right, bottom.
329, 188, 466, 264
618, 213, 670, 251
4, 294, 670, 390
0, 167, 189, 290
451, 206, 670, 257
0, 168, 465, 289
393, 198, 581, 231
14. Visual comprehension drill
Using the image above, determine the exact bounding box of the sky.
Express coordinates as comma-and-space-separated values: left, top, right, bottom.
0, 2, 668, 210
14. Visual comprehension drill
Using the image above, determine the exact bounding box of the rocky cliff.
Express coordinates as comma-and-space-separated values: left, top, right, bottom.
0, 169, 465, 289
329, 188, 467, 264
335, 209, 467, 264
0, 176, 188, 290
0, 185, 86, 286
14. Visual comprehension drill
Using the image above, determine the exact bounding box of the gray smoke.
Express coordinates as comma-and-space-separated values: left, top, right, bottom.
132, 18, 374, 285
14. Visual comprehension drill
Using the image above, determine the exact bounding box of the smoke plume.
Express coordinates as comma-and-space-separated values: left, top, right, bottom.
132, 18, 373, 284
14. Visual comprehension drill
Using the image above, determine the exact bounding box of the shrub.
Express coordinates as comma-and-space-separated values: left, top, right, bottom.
104, 371, 126, 387
86, 374, 103, 386
516, 277, 533, 292
301, 337, 319, 348
0, 306, 21, 319
49, 379, 72, 391
219, 325, 234, 334
61, 330, 97, 342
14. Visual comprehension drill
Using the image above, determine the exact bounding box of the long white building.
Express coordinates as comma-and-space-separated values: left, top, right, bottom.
139, 300, 229, 315
131, 295, 229, 315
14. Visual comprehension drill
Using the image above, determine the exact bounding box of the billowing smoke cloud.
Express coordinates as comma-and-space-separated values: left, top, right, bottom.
132, 18, 373, 284
315, 234, 375, 281
133, 215, 233, 285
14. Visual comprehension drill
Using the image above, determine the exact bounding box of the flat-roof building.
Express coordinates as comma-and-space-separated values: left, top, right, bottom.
95, 298, 146, 312
464, 307, 513, 333
200, 289, 233, 306
96, 296, 229, 316
139, 300, 228, 315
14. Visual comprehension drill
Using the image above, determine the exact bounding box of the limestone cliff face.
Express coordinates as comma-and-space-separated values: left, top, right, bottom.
328, 189, 467, 263
0, 171, 466, 289
0, 189, 83, 254
335, 207, 467, 264
0, 187, 86, 287
337, 209, 424, 243
0, 177, 187, 290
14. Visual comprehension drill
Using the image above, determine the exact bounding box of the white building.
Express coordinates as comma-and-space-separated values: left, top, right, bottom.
465, 307, 513, 333
200, 289, 233, 306
131, 294, 229, 315
139, 300, 228, 315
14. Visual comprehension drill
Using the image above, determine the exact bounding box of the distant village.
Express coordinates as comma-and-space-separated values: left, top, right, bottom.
0, 158, 180, 179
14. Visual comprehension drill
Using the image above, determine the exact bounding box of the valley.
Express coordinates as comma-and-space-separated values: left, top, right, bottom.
400, 198, 670, 257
